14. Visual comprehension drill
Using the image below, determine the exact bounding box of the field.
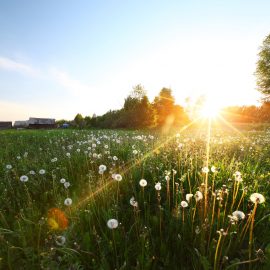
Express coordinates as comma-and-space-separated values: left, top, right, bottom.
1, 127, 270, 270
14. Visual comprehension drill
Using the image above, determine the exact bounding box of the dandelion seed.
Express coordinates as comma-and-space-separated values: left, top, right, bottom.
64, 198, 72, 206
130, 197, 138, 207
250, 193, 265, 204
55, 235, 66, 246
139, 179, 147, 187
114, 174, 122, 181
107, 218, 118, 229
202, 167, 209, 173
98, 164, 107, 174
186, 193, 193, 202
180, 201, 188, 208
155, 182, 162, 191
64, 182, 70, 189
232, 210, 245, 221
39, 169, 46, 175
195, 191, 203, 202
60, 178, 66, 184
20, 175, 29, 182
6, 164, 12, 169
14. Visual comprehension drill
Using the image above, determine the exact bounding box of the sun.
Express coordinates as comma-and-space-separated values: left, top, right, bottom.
199, 99, 222, 119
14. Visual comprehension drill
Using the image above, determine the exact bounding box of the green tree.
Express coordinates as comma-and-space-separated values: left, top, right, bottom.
256, 34, 270, 101
74, 113, 84, 128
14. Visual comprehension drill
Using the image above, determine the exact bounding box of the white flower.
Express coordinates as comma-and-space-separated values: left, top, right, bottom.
113, 156, 118, 161
165, 175, 170, 181
195, 191, 203, 202
232, 210, 245, 221
60, 178, 66, 184
51, 157, 58, 163
202, 167, 209, 173
155, 182, 162, 191
250, 193, 265, 204
6, 164, 12, 169
180, 201, 188, 208
66, 152, 71, 157
107, 218, 118, 229
211, 166, 217, 173
55, 235, 66, 246
29, 170, 36, 175
114, 174, 122, 181
186, 193, 193, 202
39, 169, 46, 175
130, 197, 138, 207
139, 179, 147, 187
64, 198, 72, 206
64, 182, 70, 189
99, 164, 107, 172
20, 175, 29, 182
133, 150, 138, 155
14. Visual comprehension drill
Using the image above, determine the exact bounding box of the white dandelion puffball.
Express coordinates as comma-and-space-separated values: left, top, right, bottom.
60, 178, 66, 184
130, 197, 138, 207
114, 174, 122, 181
107, 218, 119, 229
64, 198, 72, 206
29, 170, 36, 175
232, 211, 245, 221
139, 179, 147, 187
181, 201, 188, 208
155, 182, 162, 191
20, 175, 29, 182
6, 164, 12, 169
39, 169, 46, 175
250, 193, 265, 204
202, 167, 209, 173
195, 191, 203, 202
211, 166, 217, 173
113, 156, 118, 161
55, 235, 66, 246
99, 164, 107, 172
186, 194, 193, 202
133, 150, 138, 155
64, 182, 70, 189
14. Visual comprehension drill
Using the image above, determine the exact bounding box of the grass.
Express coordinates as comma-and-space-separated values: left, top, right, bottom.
1, 126, 270, 269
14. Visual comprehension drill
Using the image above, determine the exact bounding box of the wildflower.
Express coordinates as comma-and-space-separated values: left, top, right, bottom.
64, 182, 70, 188
165, 175, 170, 181
64, 198, 72, 206
20, 175, 29, 182
133, 150, 138, 155
234, 171, 242, 182
172, 169, 177, 175
47, 208, 68, 230
60, 178, 66, 184
29, 170, 36, 175
130, 197, 138, 207
211, 166, 217, 173
113, 156, 118, 161
55, 235, 66, 246
250, 193, 265, 204
114, 174, 122, 181
139, 179, 147, 187
186, 193, 193, 202
107, 218, 118, 229
195, 191, 203, 202
39, 169, 46, 175
180, 201, 188, 208
155, 182, 162, 191
51, 158, 58, 162
232, 210, 245, 221
202, 167, 209, 173
99, 164, 107, 172
66, 152, 71, 157
6, 164, 12, 169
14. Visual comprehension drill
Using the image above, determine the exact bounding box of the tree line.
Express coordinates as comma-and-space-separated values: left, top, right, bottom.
58, 86, 189, 129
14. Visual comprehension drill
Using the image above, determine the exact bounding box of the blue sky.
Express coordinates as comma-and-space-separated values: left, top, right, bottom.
0, 0, 270, 121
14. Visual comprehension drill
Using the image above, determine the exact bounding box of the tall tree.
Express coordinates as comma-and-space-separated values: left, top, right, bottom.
74, 113, 84, 128
256, 34, 270, 101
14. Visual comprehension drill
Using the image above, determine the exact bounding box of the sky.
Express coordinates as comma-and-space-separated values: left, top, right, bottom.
0, 0, 270, 122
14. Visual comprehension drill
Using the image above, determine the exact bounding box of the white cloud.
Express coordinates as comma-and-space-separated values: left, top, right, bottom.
0, 56, 39, 77
49, 67, 91, 95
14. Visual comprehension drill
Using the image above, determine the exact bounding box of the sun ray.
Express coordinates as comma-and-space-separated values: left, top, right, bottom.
72, 117, 202, 211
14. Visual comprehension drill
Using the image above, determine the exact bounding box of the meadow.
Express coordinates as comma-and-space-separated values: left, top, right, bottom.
1, 126, 270, 270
